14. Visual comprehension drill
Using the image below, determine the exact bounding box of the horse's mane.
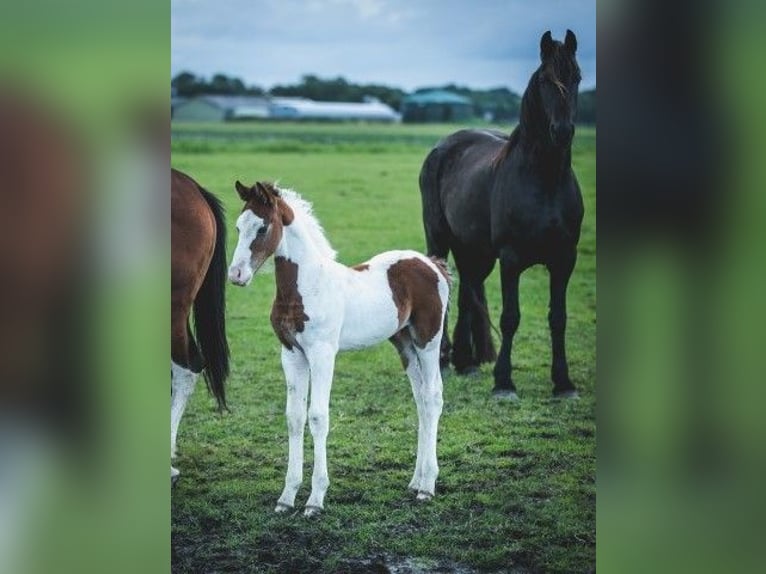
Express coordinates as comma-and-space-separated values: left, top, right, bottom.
276, 186, 338, 260
491, 127, 520, 169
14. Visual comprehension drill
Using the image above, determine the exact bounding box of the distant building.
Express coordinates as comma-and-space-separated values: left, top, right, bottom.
400, 90, 474, 123
171, 96, 187, 117
171, 94, 400, 123
172, 95, 270, 121
269, 97, 400, 122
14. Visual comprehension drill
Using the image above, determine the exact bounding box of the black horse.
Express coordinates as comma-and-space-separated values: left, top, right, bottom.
419, 30, 584, 398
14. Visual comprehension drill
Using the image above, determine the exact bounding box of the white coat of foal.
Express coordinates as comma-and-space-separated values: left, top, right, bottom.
228, 181, 450, 516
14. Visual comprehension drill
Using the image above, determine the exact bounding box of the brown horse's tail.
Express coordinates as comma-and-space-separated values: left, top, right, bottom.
194, 187, 230, 410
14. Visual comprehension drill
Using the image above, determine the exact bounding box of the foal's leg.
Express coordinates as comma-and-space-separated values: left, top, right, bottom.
304, 342, 337, 516
492, 249, 521, 399
391, 331, 429, 493
276, 346, 310, 512
171, 361, 198, 480
412, 343, 444, 499
548, 253, 578, 397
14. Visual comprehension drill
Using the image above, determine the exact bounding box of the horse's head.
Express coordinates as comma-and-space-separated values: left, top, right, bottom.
228, 180, 294, 286
535, 29, 581, 148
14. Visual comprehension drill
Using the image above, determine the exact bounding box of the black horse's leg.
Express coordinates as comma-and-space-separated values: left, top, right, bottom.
438, 307, 452, 369
452, 279, 477, 374
548, 253, 577, 397
471, 281, 497, 364
492, 250, 521, 397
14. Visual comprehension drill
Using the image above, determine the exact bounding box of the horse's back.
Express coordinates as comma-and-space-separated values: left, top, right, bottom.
171, 169, 216, 302
420, 129, 509, 251
337, 250, 448, 351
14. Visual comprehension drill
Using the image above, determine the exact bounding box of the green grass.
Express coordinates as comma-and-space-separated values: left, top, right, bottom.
171, 122, 595, 573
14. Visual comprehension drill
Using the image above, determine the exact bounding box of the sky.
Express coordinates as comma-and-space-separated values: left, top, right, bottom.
171, 0, 596, 94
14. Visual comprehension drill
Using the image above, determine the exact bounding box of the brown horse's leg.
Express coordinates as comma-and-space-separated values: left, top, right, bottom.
171, 306, 198, 477
492, 249, 521, 398
548, 252, 577, 397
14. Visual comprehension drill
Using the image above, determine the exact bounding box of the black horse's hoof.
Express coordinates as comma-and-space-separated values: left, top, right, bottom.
455, 364, 480, 376
492, 388, 519, 401
553, 388, 579, 399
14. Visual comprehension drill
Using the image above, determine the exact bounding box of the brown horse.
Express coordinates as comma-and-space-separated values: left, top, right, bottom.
171, 168, 229, 481
0, 86, 86, 435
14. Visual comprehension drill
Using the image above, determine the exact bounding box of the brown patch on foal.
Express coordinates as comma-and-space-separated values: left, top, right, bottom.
386, 258, 444, 348
352, 263, 370, 271
271, 256, 309, 351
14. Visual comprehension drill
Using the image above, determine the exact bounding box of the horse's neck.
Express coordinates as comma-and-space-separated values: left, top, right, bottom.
516, 91, 573, 181
275, 216, 327, 272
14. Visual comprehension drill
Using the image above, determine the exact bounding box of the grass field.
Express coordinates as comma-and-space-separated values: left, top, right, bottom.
171, 122, 596, 573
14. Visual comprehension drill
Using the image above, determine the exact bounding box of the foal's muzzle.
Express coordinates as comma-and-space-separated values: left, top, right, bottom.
228, 265, 252, 287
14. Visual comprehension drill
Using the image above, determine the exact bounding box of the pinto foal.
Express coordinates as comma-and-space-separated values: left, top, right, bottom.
228, 181, 450, 516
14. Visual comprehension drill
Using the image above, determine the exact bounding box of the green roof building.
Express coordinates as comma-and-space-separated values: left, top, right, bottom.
401, 90, 474, 123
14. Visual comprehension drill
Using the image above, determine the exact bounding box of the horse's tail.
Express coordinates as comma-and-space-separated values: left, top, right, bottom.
429, 256, 452, 288
419, 148, 450, 260
194, 187, 230, 410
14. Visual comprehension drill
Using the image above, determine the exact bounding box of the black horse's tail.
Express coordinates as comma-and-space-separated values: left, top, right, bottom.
419, 147, 450, 260
194, 187, 230, 410
420, 149, 454, 367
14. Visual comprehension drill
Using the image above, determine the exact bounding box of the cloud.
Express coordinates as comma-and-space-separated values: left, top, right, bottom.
171, 0, 596, 92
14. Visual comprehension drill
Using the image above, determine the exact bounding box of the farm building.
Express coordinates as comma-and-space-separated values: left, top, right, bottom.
269, 97, 400, 122
400, 90, 474, 123
171, 95, 400, 122
172, 95, 271, 121
171, 96, 188, 117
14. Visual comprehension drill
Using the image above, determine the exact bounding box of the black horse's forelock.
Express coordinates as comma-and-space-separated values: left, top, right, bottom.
546, 43, 581, 87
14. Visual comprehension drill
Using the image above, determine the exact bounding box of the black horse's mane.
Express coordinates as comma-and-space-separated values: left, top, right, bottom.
491, 70, 539, 169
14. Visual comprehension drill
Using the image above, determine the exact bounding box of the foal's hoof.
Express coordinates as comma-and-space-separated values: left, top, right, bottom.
492, 388, 519, 401
416, 491, 434, 502
274, 502, 293, 513
553, 388, 579, 399
304, 505, 322, 518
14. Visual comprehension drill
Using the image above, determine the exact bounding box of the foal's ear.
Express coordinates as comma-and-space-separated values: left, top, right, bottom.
565, 29, 577, 54
540, 30, 554, 60
254, 181, 275, 206
235, 180, 251, 201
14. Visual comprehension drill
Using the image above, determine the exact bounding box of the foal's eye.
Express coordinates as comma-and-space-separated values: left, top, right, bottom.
256, 226, 268, 236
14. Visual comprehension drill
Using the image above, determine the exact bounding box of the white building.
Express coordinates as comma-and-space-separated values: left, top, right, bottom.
172, 95, 400, 123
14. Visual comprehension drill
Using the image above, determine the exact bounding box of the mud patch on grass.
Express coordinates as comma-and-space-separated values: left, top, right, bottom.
337, 554, 482, 573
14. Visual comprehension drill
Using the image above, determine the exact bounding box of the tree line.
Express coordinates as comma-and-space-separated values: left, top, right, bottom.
172, 72, 595, 123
